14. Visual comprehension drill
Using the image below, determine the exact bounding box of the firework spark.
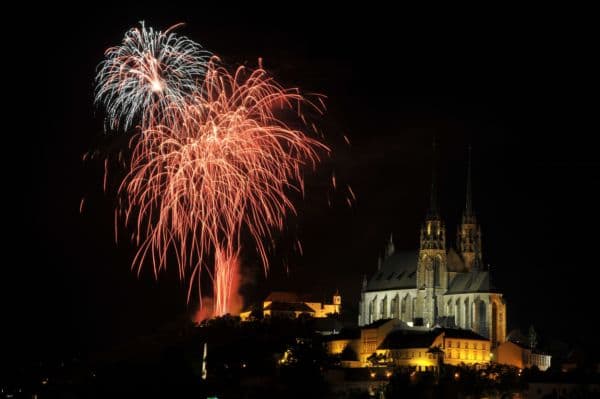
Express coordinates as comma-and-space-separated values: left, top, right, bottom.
95, 21, 211, 132
118, 59, 328, 312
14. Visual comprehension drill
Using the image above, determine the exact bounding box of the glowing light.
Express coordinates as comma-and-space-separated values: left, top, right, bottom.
370, 372, 376, 378
95, 24, 328, 319
95, 21, 211, 131
119, 59, 328, 311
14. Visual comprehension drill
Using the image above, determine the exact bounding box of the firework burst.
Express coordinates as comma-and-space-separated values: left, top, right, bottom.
118, 59, 329, 310
95, 21, 211, 131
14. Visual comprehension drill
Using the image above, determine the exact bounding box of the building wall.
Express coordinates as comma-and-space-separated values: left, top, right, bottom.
530, 352, 552, 371
360, 288, 506, 349
375, 332, 491, 369
359, 321, 399, 363
441, 292, 506, 346
327, 339, 358, 357
442, 336, 491, 366
305, 301, 340, 317
494, 341, 528, 369
377, 347, 439, 371
359, 289, 417, 326
327, 320, 400, 365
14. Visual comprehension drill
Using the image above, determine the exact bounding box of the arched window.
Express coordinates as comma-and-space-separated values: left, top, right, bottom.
401, 295, 408, 321
477, 300, 487, 337
492, 302, 498, 344
455, 298, 462, 327
464, 297, 470, 329
433, 256, 441, 287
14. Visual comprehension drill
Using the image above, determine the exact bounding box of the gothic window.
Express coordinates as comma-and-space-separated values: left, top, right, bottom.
381, 296, 388, 318
401, 295, 407, 320
455, 298, 462, 327
433, 256, 441, 287
390, 296, 396, 319
492, 302, 498, 344
369, 298, 376, 323
464, 298, 470, 329
477, 300, 487, 337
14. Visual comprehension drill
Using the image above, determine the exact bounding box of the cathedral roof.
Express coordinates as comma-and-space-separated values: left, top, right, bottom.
447, 248, 468, 272
365, 251, 417, 292
445, 271, 497, 294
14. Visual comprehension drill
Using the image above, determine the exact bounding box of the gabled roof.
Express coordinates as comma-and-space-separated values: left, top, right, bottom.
360, 318, 394, 329
264, 301, 315, 312
437, 328, 489, 341
265, 291, 326, 303
365, 251, 417, 292
378, 329, 439, 350
445, 271, 497, 294
323, 327, 361, 341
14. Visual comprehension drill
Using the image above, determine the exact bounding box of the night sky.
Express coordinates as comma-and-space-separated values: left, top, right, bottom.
7, 5, 598, 366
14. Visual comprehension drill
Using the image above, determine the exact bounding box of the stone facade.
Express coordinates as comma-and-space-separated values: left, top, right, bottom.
358, 148, 507, 347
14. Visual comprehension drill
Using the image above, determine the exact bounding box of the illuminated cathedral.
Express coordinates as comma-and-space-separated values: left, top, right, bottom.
358, 147, 506, 347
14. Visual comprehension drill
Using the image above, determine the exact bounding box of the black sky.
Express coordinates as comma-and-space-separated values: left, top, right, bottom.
7, 5, 599, 365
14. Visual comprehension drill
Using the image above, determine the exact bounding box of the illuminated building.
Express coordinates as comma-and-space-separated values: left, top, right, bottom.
358, 147, 506, 346
326, 320, 492, 369
239, 291, 341, 321
494, 341, 552, 371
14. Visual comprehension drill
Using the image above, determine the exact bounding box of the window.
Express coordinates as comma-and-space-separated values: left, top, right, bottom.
448, 341, 452, 348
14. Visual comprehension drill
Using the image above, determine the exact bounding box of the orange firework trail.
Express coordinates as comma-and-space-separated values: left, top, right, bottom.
117, 59, 329, 314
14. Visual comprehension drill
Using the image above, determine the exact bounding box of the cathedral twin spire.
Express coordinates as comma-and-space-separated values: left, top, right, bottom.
420, 140, 483, 270
457, 145, 483, 270
421, 139, 445, 251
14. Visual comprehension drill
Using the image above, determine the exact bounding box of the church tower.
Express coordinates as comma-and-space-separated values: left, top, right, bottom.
457, 146, 483, 271
417, 139, 448, 326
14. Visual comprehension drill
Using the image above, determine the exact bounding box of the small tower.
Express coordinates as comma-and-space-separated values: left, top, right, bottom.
333, 289, 342, 313
385, 234, 395, 258
457, 146, 483, 270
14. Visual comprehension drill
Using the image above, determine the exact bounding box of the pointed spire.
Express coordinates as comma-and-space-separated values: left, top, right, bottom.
465, 145, 474, 218
427, 137, 439, 219
386, 234, 395, 257
362, 274, 368, 290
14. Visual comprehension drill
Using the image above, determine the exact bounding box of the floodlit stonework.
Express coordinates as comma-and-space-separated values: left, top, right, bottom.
358, 147, 507, 346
